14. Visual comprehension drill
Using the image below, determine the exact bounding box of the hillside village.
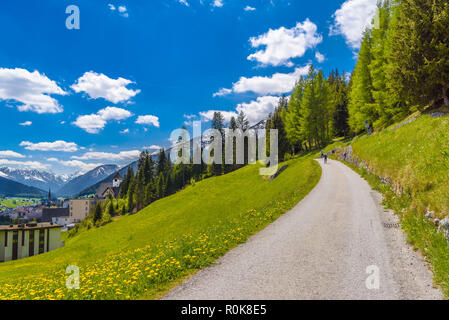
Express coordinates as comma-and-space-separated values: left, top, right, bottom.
0, 173, 124, 229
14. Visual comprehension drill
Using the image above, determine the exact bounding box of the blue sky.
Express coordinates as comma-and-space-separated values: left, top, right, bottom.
0, 0, 377, 176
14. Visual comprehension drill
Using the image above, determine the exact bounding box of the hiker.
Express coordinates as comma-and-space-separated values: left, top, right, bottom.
324, 154, 328, 164
320, 150, 324, 159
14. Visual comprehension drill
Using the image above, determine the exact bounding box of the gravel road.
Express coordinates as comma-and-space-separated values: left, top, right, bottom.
163, 159, 442, 300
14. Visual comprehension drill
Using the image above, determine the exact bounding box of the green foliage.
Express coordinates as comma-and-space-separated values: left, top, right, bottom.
386, 0, 449, 109
349, 30, 375, 132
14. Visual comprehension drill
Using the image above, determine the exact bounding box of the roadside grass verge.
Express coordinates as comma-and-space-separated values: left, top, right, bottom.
0, 156, 321, 300
335, 115, 449, 297
340, 161, 449, 297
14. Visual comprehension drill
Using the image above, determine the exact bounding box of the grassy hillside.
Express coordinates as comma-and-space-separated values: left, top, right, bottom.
350, 114, 449, 218
0, 156, 320, 300
337, 114, 449, 296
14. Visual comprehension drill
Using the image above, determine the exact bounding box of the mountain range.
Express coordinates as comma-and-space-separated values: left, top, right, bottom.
0, 167, 70, 192
55, 165, 119, 197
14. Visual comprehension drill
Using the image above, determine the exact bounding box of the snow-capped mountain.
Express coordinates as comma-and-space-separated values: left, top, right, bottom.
55, 164, 119, 197
0, 167, 68, 193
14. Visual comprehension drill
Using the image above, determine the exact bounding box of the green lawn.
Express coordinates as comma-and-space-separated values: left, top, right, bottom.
0, 197, 39, 209
0, 156, 321, 300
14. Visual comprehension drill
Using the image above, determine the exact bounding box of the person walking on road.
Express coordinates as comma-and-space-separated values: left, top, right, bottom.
324, 154, 328, 164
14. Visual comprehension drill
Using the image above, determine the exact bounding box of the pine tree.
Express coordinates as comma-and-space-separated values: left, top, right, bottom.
284, 77, 305, 151
348, 29, 375, 132
211, 111, 225, 175
119, 166, 134, 198
386, 0, 449, 109
266, 95, 290, 160
236, 111, 249, 131
329, 70, 350, 137
93, 203, 103, 223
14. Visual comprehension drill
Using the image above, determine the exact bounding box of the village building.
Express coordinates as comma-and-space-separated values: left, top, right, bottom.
0, 222, 64, 262
96, 173, 123, 199
42, 207, 69, 223
69, 198, 96, 223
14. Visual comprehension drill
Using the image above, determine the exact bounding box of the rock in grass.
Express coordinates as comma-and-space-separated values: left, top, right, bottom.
439, 218, 449, 230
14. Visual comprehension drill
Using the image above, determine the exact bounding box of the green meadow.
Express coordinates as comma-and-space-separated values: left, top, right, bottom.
0, 156, 321, 300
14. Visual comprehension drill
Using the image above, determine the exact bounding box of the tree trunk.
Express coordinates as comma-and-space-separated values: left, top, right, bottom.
443, 87, 449, 107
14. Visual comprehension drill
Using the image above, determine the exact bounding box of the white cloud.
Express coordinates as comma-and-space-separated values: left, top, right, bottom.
73, 114, 106, 134
236, 96, 281, 124
248, 19, 322, 67
0, 68, 67, 114
72, 150, 140, 162
118, 6, 127, 12
71, 72, 140, 104
199, 110, 238, 122
0, 150, 26, 158
47, 158, 103, 174
213, 0, 223, 8
199, 96, 282, 126
330, 0, 378, 49
223, 65, 309, 96
244, 6, 256, 11
315, 51, 325, 63
108, 4, 116, 10
20, 140, 79, 152
148, 145, 162, 150
178, 0, 189, 6
0, 159, 49, 171
73, 106, 132, 134
120, 128, 129, 134
19, 121, 32, 126
213, 88, 232, 97
135, 115, 160, 127
97, 106, 132, 121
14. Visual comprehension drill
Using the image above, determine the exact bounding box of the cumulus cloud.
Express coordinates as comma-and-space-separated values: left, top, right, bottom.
108, 4, 116, 10
330, 0, 378, 49
148, 145, 162, 150
120, 128, 129, 134
97, 106, 132, 121
71, 72, 140, 104
244, 6, 256, 11
248, 19, 322, 67
71, 150, 140, 162
135, 115, 160, 127
235, 96, 281, 124
0, 159, 49, 171
19, 121, 32, 126
199, 96, 282, 126
0, 68, 67, 114
199, 110, 238, 123
73, 106, 132, 134
213, 88, 232, 97
0, 150, 26, 158
20, 140, 79, 152
217, 65, 309, 96
178, 0, 189, 6
315, 51, 325, 63
213, 0, 223, 8
73, 115, 106, 134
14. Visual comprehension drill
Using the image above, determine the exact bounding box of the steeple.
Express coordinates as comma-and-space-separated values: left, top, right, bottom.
47, 189, 51, 205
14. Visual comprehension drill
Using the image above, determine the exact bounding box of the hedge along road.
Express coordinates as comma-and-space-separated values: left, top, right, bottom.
163, 159, 442, 300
